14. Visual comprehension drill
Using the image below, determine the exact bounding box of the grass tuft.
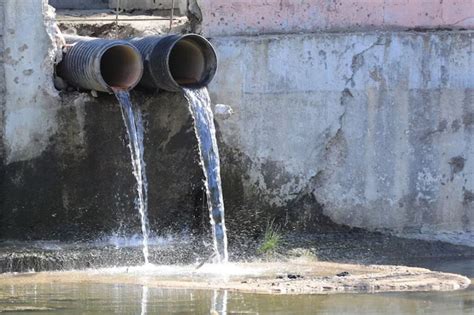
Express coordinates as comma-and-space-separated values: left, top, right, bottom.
258, 219, 282, 254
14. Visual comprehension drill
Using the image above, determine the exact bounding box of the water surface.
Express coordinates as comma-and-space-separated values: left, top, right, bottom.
0, 258, 472, 314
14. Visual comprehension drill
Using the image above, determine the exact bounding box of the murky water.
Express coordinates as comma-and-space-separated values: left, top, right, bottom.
183, 87, 228, 263
114, 90, 151, 265
0, 258, 472, 314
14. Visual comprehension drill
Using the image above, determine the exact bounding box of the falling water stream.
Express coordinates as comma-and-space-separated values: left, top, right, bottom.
112, 87, 227, 264
183, 87, 229, 263
114, 90, 151, 265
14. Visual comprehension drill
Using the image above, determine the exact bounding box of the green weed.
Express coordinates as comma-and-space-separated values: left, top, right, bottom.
258, 219, 282, 254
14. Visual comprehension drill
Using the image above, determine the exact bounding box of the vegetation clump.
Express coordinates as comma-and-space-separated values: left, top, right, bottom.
258, 219, 282, 255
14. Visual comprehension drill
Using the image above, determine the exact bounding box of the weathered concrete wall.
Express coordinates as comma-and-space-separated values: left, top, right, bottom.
1, 92, 206, 240
209, 31, 474, 245
0, 2, 206, 240
198, 0, 474, 36
0, 1, 5, 165
2, 0, 473, 247
1, 0, 60, 164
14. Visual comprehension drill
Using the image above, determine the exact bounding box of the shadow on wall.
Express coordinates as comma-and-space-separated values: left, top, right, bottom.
49, 0, 109, 10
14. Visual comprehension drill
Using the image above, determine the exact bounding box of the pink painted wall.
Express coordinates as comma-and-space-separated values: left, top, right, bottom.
199, 0, 474, 36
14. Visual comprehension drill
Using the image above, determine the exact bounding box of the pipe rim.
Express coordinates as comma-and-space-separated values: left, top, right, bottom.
96, 41, 144, 92
156, 34, 218, 91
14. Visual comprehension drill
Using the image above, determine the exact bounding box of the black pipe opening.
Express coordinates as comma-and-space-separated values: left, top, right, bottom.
168, 35, 217, 88
100, 45, 143, 90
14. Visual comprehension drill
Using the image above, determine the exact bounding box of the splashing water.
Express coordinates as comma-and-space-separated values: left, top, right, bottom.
114, 90, 150, 265
183, 87, 229, 263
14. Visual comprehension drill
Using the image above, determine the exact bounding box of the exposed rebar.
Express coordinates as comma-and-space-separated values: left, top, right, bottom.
169, 0, 175, 33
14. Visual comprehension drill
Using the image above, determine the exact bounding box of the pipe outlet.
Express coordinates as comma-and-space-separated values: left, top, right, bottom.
58, 36, 143, 93
130, 34, 217, 92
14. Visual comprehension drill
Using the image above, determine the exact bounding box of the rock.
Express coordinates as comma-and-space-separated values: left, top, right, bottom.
214, 104, 233, 120
53, 76, 68, 90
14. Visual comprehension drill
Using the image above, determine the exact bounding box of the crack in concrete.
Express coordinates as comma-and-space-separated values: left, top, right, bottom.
345, 35, 385, 87
301, 85, 353, 207
325, 36, 386, 198
337, 88, 351, 128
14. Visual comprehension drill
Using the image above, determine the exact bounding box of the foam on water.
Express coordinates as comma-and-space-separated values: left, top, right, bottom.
94, 234, 187, 248
91, 262, 262, 278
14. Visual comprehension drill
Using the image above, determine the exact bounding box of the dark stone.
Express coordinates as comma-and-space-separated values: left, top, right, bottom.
287, 273, 303, 279
337, 271, 350, 277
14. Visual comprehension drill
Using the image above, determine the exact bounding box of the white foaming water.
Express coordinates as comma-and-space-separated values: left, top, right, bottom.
183, 87, 229, 263
114, 90, 151, 265
92, 262, 263, 278
94, 234, 187, 248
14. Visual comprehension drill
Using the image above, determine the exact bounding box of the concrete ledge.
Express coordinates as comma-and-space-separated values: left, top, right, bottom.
199, 0, 474, 36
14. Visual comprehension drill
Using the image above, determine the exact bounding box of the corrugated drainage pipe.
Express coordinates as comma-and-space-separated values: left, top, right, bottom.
57, 35, 143, 93
130, 34, 217, 92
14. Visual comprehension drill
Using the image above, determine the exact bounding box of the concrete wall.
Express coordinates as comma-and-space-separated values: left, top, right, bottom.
198, 0, 474, 36
0, 1, 206, 240
0, 1, 5, 164
1, 0, 60, 164
1, 91, 206, 241
194, 0, 474, 246
1, 0, 473, 246
209, 31, 474, 245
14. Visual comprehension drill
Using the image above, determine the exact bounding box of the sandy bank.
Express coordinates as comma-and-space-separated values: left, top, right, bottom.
0, 260, 470, 295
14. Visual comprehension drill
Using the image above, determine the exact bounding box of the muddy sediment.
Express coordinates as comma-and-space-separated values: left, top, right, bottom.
0, 260, 470, 295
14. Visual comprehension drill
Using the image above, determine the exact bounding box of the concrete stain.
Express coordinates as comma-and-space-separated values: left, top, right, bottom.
463, 188, 474, 206
448, 156, 465, 180
22, 69, 33, 76
462, 112, 474, 128
17, 44, 28, 52
451, 119, 461, 132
